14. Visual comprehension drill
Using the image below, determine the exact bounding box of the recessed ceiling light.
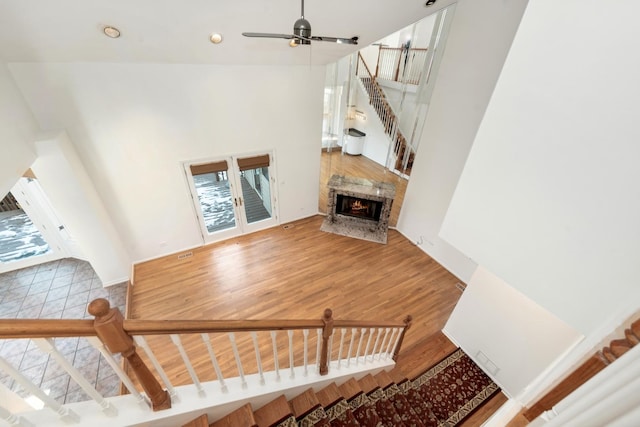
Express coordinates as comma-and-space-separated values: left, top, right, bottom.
103, 26, 121, 38
425, 0, 437, 5
210, 33, 223, 44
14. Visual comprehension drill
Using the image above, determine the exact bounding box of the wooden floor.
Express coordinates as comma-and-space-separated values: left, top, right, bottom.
128, 151, 506, 425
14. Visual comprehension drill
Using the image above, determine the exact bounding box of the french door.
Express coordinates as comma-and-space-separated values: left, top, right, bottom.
185, 152, 278, 243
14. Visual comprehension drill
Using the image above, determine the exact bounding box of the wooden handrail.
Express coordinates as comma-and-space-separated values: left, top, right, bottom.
123, 318, 407, 335
0, 319, 95, 338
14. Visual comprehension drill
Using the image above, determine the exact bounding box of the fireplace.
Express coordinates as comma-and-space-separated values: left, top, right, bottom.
321, 174, 396, 244
336, 195, 382, 222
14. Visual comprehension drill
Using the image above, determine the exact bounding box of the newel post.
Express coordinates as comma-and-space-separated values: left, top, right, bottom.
319, 308, 334, 375
392, 315, 413, 362
88, 298, 171, 411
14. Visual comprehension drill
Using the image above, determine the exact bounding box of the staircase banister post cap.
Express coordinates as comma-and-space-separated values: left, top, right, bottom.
322, 308, 334, 338
88, 298, 112, 319
403, 315, 413, 329
88, 298, 134, 354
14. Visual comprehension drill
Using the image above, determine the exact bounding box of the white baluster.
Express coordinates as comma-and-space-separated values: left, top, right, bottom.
279, 330, 290, 380
0, 405, 34, 427
170, 334, 205, 397
355, 328, 367, 366
133, 336, 179, 402
384, 328, 399, 360
315, 329, 322, 373
302, 329, 309, 376
86, 337, 147, 408
0, 356, 79, 423
33, 338, 116, 417
327, 332, 334, 373
377, 328, 390, 360
251, 332, 265, 385
370, 328, 382, 362
363, 328, 374, 363
337, 328, 346, 369
200, 333, 227, 393
346, 328, 357, 367
270, 331, 280, 382
228, 332, 247, 389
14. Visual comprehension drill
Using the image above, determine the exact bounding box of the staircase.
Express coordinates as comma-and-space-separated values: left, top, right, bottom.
183, 347, 500, 427
524, 317, 640, 421
356, 53, 415, 175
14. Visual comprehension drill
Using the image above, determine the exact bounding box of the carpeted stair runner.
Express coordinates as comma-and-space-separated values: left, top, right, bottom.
182, 348, 499, 427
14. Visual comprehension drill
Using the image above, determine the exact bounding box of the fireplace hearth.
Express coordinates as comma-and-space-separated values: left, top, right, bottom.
321, 174, 395, 244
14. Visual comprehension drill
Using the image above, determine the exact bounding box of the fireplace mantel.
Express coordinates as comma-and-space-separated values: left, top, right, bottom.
326, 175, 396, 200
321, 174, 396, 244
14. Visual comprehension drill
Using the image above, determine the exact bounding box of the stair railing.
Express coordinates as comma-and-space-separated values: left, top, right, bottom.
375, 46, 429, 85
0, 298, 411, 426
356, 52, 415, 173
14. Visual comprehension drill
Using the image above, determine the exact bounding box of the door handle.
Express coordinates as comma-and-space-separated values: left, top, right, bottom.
234, 198, 238, 207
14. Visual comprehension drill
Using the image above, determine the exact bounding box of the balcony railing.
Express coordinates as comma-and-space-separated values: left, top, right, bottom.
0, 298, 411, 426
375, 47, 429, 85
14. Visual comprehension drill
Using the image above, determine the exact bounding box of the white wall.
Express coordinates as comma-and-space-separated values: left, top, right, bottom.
397, 0, 529, 282
0, 64, 38, 198
32, 132, 130, 285
9, 64, 325, 263
440, 0, 640, 335
444, 266, 582, 397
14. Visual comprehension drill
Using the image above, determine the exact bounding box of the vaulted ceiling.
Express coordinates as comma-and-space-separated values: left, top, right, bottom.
0, 0, 452, 66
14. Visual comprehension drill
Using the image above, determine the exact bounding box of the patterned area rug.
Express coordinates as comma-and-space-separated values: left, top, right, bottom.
262, 348, 498, 427
413, 348, 500, 426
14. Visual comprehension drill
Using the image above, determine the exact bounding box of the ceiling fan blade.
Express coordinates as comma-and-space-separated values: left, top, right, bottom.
310, 36, 359, 45
242, 32, 294, 40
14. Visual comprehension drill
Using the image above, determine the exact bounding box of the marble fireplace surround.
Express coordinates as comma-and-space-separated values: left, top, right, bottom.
320, 174, 396, 244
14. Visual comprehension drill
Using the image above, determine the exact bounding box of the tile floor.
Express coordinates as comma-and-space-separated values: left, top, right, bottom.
0, 258, 126, 404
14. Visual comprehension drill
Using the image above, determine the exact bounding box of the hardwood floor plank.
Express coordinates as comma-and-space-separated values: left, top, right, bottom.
128, 216, 464, 388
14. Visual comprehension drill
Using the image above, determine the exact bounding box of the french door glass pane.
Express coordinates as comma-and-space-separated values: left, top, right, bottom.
240, 167, 272, 224
193, 171, 236, 233
0, 198, 51, 263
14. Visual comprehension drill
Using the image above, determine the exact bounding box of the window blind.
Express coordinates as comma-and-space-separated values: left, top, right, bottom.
190, 161, 228, 176
237, 154, 270, 171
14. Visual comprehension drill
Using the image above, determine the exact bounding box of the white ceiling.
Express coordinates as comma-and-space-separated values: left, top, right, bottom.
0, 0, 453, 66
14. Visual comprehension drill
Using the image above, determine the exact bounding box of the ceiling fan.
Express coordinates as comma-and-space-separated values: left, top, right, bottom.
242, 0, 359, 47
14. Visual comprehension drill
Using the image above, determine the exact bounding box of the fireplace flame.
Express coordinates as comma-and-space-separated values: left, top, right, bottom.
350, 200, 368, 213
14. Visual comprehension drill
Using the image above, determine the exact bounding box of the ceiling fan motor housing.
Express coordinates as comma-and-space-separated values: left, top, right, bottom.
294, 18, 312, 44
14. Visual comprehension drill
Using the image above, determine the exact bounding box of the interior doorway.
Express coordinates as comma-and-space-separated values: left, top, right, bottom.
0, 176, 83, 274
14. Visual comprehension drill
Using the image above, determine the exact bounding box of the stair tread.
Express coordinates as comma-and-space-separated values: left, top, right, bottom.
181, 413, 209, 427
357, 374, 380, 394
254, 395, 293, 427
316, 383, 343, 408
374, 370, 395, 389
610, 339, 633, 357
625, 328, 640, 345
289, 388, 321, 418
395, 331, 457, 380
210, 403, 256, 427
338, 378, 364, 401
632, 318, 640, 337
388, 367, 408, 384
